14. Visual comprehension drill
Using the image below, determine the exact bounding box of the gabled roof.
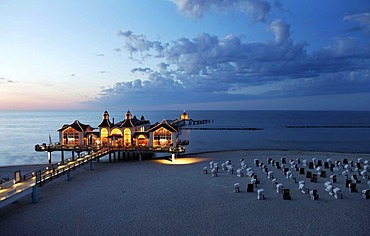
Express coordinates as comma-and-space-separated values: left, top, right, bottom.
119, 118, 135, 128
147, 119, 178, 133
98, 119, 113, 128
132, 115, 150, 126
58, 120, 92, 132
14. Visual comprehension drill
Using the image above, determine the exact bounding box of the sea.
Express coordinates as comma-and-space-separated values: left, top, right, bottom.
0, 110, 370, 167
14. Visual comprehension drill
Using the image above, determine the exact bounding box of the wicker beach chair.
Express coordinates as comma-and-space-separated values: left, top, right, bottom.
234, 183, 240, 193
362, 189, 369, 199
268, 171, 274, 179
283, 188, 291, 200
310, 189, 319, 200
276, 183, 283, 194
333, 187, 342, 199
257, 188, 265, 200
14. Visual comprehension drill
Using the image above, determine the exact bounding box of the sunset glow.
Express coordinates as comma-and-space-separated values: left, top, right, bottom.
1, 0, 369, 110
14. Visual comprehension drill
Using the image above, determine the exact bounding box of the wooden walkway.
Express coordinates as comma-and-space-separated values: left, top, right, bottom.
0, 148, 110, 209
1, 145, 186, 209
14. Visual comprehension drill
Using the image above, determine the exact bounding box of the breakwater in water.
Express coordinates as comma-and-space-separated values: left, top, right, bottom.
286, 125, 370, 129
181, 127, 263, 130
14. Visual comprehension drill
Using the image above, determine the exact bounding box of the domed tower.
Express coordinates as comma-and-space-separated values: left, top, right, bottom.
125, 110, 132, 120
98, 110, 112, 128
181, 110, 189, 120
103, 110, 109, 120
98, 110, 112, 147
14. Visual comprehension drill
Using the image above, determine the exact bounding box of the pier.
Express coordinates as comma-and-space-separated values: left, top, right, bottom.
1, 145, 185, 209
0, 110, 194, 209
171, 118, 213, 127
0, 148, 107, 209
34, 144, 185, 164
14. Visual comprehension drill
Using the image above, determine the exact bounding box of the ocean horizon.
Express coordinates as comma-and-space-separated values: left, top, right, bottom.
1, 110, 370, 167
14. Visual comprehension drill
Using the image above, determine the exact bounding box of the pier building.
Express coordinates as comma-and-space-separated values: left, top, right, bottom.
58, 120, 95, 146
36, 110, 189, 165
57, 110, 180, 149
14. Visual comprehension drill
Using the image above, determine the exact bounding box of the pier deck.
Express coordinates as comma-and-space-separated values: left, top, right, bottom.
0, 148, 109, 209
1, 145, 185, 209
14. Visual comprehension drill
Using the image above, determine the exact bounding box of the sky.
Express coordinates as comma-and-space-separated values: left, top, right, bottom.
1, 0, 370, 111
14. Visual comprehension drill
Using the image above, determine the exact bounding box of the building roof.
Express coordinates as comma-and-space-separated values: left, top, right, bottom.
147, 119, 178, 133
98, 110, 113, 128
132, 115, 150, 126
58, 120, 92, 132
116, 114, 150, 128
98, 119, 113, 128
118, 118, 135, 128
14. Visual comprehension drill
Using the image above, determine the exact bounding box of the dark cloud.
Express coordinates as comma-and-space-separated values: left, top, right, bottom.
157, 62, 170, 72
88, 28, 370, 109
131, 67, 152, 74
96, 53, 105, 57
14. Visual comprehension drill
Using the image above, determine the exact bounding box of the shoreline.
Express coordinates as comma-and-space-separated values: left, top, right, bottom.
2, 148, 370, 169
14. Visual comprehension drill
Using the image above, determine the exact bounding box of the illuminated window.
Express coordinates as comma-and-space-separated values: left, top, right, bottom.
110, 128, 122, 147
124, 128, 131, 147
101, 128, 108, 146
111, 128, 122, 135
137, 134, 147, 147
153, 128, 172, 147
63, 127, 79, 145
101, 128, 108, 138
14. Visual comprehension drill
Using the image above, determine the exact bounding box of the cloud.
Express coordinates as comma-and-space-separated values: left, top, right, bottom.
157, 62, 170, 72
239, 0, 271, 22
89, 29, 370, 108
117, 30, 166, 59
131, 67, 152, 74
0, 77, 13, 83
344, 11, 370, 33
96, 53, 105, 57
269, 19, 290, 45
170, 0, 234, 18
171, 0, 271, 22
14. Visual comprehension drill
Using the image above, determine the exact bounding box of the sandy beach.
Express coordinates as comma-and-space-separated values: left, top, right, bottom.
1, 150, 369, 235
